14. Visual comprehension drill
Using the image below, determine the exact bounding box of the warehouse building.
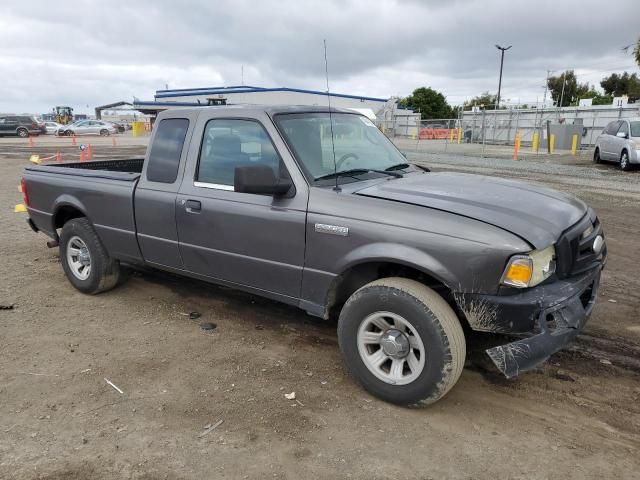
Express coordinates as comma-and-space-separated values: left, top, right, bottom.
133, 85, 419, 136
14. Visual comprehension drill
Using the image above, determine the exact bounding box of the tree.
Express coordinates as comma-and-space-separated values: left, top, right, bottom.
633, 37, 640, 68
547, 70, 589, 107
463, 92, 497, 110
399, 87, 454, 119
600, 72, 640, 101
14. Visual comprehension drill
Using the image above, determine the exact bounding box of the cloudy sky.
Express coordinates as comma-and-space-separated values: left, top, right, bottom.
2, 0, 639, 114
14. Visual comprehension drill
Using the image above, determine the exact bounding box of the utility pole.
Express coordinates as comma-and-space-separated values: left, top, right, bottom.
495, 44, 512, 110
539, 70, 553, 130
542, 70, 553, 109
559, 76, 566, 109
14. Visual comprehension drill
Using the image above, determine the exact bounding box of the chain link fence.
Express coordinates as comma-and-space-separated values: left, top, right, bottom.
384, 104, 640, 156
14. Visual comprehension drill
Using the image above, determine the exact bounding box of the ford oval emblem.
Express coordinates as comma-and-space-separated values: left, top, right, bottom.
592, 235, 604, 254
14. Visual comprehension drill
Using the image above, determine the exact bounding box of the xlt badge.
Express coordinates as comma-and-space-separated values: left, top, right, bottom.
315, 223, 349, 236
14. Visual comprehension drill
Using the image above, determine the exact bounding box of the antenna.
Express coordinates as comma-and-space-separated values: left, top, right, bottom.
324, 39, 339, 192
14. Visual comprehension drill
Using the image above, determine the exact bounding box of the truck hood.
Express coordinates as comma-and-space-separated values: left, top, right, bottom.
354, 172, 587, 248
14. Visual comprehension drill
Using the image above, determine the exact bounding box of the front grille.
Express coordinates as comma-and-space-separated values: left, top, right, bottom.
555, 212, 605, 279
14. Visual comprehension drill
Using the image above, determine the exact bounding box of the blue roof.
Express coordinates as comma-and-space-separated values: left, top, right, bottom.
154, 85, 388, 103
134, 100, 203, 108
157, 85, 263, 94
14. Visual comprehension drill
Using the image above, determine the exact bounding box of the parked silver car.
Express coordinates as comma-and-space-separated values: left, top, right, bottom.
59, 120, 117, 136
44, 121, 63, 135
594, 118, 640, 171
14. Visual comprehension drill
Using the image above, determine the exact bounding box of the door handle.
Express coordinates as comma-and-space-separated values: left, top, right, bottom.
185, 199, 201, 213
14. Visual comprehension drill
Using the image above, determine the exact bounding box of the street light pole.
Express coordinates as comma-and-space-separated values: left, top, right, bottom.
495, 44, 512, 110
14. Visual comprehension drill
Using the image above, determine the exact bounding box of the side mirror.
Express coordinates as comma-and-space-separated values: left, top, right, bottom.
616, 131, 628, 139
234, 165, 293, 196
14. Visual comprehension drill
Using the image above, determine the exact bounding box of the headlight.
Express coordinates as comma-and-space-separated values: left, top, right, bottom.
501, 245, 556, 288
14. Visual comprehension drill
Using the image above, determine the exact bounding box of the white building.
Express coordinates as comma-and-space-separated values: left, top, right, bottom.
133, 85, 420, 136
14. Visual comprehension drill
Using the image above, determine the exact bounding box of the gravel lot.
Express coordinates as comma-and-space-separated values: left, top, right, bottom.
1, 139, 639, 479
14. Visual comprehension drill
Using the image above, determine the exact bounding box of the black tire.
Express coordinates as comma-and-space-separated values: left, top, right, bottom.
59, 218, 120, 294
65, 130, 74, 136
620, 150, 632, 171
17, 128, 28, 138
337, 277, 465, 406
100, 129, 109, 136
593, 147, 601, 164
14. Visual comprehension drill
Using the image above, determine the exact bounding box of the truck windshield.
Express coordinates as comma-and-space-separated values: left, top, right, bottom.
275, 113, 409, 183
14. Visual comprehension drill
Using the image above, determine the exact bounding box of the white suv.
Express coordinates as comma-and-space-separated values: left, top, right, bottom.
594, 118, 640, 171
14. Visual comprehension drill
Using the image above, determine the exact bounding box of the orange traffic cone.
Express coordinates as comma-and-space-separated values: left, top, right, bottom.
56, 152, 62, 162
71, 135, 77, 146
80, 150, 86, 162
28, 135, 34, 147
111, 136, 116, 146
87, 144, 94, 160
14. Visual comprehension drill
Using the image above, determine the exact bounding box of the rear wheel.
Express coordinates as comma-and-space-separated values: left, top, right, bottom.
100, 129, 109, 136
65, 130, 74, 136
593, 147, 601, 164
620, 150, 632, 171
17, 128, 28, 138
337, 277, 466, 406
59, 218, 120, 294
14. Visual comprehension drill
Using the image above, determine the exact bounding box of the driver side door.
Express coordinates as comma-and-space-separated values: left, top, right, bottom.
611, 120, 629, 160
176, 113, 308, 300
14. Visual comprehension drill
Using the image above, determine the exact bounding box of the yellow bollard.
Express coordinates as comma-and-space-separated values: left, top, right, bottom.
571, 134, 578, 155
14, 203, 27, 213
29, 155, 41, 164
549, 134, 555, 154
131, 121, 145, 137
450, 129, 454, 142
457, 128, 462, 144
532, 132, 539, 153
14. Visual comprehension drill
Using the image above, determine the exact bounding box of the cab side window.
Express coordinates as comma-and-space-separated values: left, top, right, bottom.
196, 119, 282, 188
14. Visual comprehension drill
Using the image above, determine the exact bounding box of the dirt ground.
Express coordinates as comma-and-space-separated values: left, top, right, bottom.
1, 139, 639, 479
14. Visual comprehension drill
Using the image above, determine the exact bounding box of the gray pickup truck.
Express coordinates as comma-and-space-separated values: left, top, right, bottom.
22, 106, 606, 406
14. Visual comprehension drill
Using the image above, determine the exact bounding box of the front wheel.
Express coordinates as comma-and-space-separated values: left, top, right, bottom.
100, 129, 109, 136
620, 150, 632, 171
59, 218, 120, 294
337, 277, 466, 406
593, 148, 601, 164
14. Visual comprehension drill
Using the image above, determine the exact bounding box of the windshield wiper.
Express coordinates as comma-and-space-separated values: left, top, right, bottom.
385, 163, 411, 171
315, 168, 402, 181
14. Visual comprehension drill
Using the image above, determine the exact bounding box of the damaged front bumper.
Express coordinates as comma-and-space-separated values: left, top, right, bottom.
471, 266, 602, 378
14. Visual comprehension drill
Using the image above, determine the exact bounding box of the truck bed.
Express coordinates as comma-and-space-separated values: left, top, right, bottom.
23, 158, 145, 264
25, 158, 144, 181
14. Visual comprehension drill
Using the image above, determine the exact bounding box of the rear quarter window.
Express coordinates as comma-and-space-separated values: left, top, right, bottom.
146, 118, 190, 184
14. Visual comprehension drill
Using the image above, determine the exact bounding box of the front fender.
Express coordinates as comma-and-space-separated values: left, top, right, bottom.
338, 242, 457, 288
